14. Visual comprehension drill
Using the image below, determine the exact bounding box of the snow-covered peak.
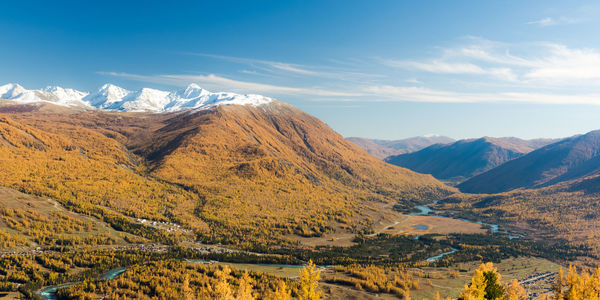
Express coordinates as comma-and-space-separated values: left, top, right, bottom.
0, 83, 273, 112
42, 86, 89, 101
0, 83, 27, 99
116, 88, 171, 112
99, 83, 129, 95
178, 83, 209, 99
86, 84, 131, 107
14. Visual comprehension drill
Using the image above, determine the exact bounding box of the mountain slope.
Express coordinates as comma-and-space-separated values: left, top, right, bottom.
385, 137, 555, 183
128, 101, 454, 241
441, 173, 600, 247
458, 131, 600, 194
0, 99, 454, 247
347, 135, 455, 159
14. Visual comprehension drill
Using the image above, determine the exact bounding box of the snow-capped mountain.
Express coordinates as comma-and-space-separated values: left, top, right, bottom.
0, 83, 273, 112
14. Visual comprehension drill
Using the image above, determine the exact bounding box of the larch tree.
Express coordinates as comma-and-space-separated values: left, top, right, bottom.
299, 260, 322, 300
213, 265, 234, 300
266, 280, 292, 300
504, 279, 527, 300
236, 271, 255, 300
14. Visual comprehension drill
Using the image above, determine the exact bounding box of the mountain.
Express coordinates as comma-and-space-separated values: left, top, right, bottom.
0, 92, 454, 247
346, 135, 455, 159
458, 131, 600, 194
0, 84, 90, 108
385, 137, 557, 183
0, 83, 272, 112
442, 173, 600, 247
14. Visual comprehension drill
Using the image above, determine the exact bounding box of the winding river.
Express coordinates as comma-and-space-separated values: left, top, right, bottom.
37, 203, 523, 297
410, 203, 523, 262
426, 248, 459, 263
410, 203, 521, 236
39, 267, 127, 300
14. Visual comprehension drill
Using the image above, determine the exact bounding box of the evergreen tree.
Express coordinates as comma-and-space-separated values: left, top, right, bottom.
483, 271, 503, 300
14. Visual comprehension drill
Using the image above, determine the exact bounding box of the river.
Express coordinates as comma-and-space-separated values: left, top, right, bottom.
410, 203, 523, 262
39, 267, 127, 300
426, 248, 459, 263
410, 203, 521, 237
38, 203, 521, 297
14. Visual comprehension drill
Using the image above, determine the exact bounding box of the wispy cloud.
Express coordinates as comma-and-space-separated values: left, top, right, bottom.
99, 37, 600, 106
97, 72, 361, 97
405, 78, 422, 84
527, 17, 557, 26
184, 52, 384, 82
186, 53, 328, 76
383, 58, 518, 81
361, 84, 600, 105
382, 38, 600, 85
523, 44, 600, 81
385, 60, 485, 74
527, 17, 581, 27
98, 71, 600, 105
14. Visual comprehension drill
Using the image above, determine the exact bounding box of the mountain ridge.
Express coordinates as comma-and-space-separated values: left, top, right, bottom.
347, 135, 455, 159
458, 130, 600, 193
0, 83, 273, 113
385, 136, 558, 183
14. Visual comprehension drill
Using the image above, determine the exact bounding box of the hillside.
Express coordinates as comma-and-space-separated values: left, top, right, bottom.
0, 186, 136, 250
458, 131, 600, 194
0, 100, 454, 248
441, 173, 600, 250
125, 102, 455, 243
384, 137, 555, 183
347, 135, 454, 159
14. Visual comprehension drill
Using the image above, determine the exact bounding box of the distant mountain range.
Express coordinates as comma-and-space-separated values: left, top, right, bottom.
346, 135, 455, 159
385, 137, 557, 183
459, 130, 600, 193
0, 83, 271, 112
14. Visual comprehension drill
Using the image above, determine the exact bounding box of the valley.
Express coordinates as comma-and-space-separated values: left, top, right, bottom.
4, 2, 600, 299
0, 91, 598, 299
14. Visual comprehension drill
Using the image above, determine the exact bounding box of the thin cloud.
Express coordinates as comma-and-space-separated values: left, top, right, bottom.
185, 53, 324, 76
383, 58, 518, 81
100, 36, 600, 106
98, 71, 600, 105
184, 52, 384, 82
405, 78, 423, 84
385, 60, 485, 74
361, 85, 600, 105
527, 17, 581, 27
527, 17, 556, 26
97, 72, 361, 97
382, 38, 600, 85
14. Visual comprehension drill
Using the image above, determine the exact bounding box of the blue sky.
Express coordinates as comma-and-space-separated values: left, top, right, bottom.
2, 0, 600, 139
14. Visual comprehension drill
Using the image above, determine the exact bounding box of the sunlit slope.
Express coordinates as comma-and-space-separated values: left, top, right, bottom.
132, 102, 455, 240
0, 186, 138, 250
0, 101, 454, 246
0, 115, 202, 240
